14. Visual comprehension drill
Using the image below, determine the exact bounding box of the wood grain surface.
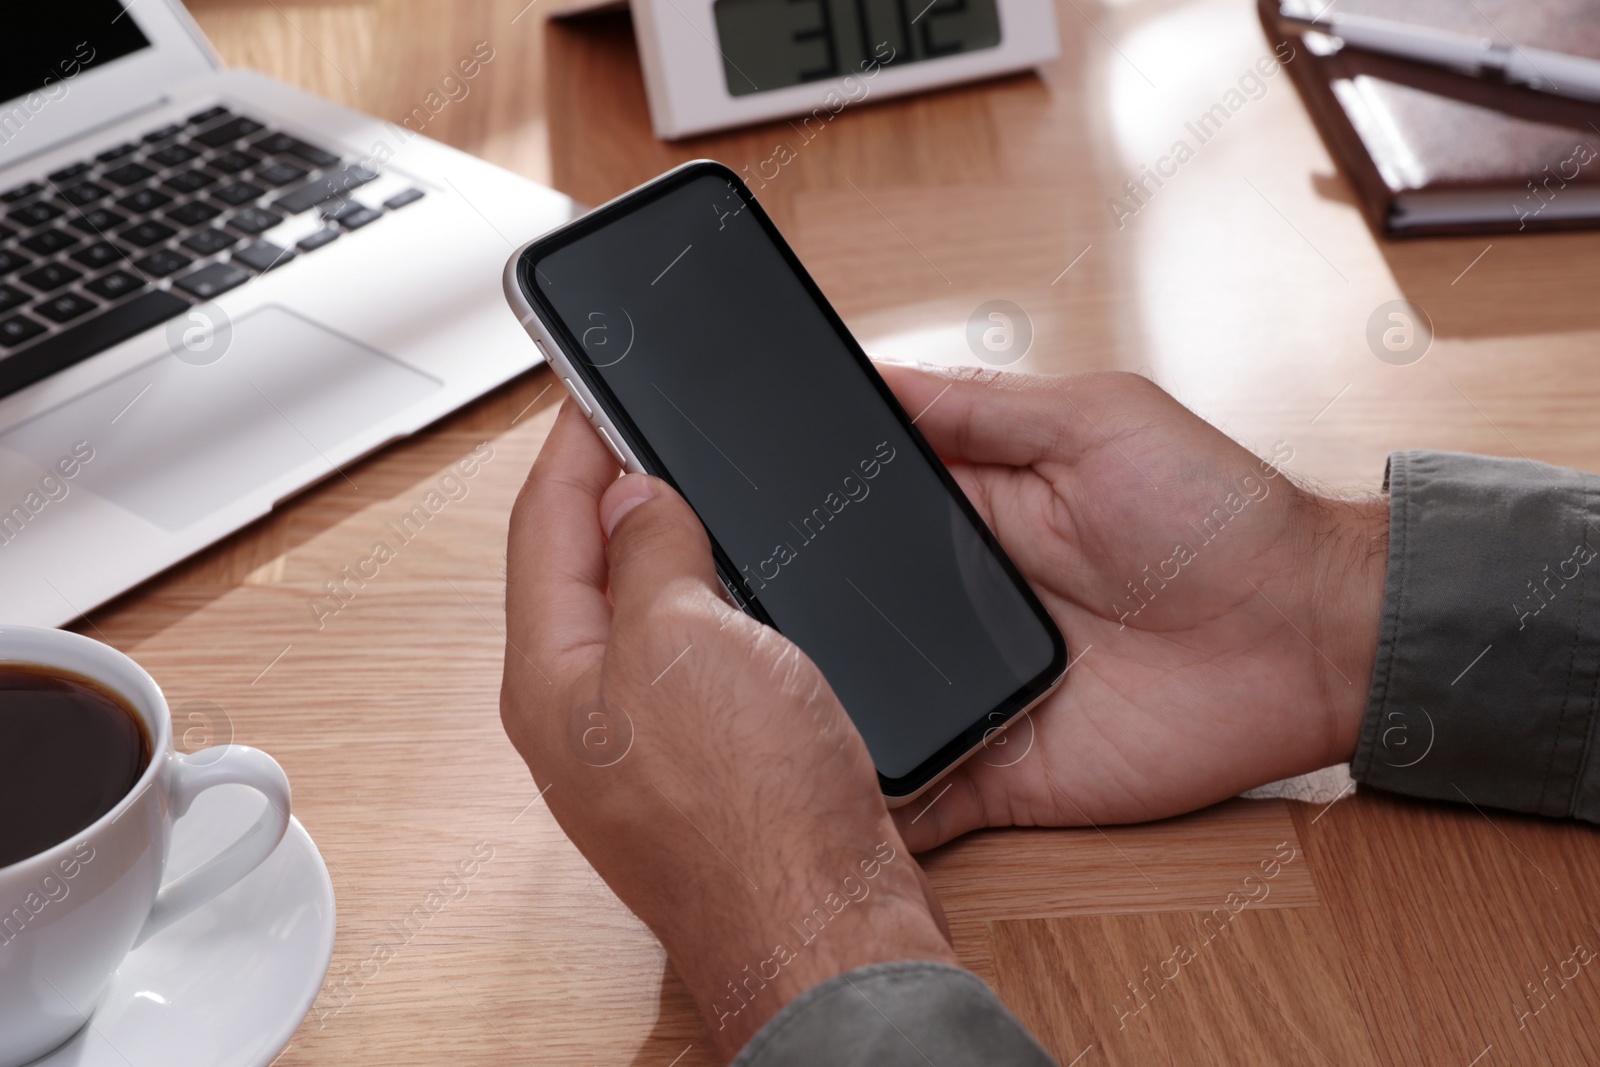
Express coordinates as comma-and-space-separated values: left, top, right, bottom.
78, 0, 1600, 1063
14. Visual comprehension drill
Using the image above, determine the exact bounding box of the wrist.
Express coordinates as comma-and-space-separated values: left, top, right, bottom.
1303, 490, 1390, 766
663, 836, 957, 1057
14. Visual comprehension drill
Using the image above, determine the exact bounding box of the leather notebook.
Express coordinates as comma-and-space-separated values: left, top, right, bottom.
1259, 0, 1600, 237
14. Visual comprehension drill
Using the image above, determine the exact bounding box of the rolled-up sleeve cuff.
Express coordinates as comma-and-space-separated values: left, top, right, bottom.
731, 961, 1057, 1067
1352, 450, 1600, 821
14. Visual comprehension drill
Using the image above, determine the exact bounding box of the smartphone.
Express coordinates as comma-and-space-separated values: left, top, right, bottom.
504, 160, 1067, 805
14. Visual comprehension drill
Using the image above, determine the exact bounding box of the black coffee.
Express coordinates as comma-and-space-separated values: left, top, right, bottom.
0, 664, 150, 869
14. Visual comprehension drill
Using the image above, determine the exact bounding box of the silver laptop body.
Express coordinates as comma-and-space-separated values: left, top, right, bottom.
0, 1, 576, 626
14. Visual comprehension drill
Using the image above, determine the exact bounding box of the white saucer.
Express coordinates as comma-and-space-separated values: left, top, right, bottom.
34, 784, 336, 1067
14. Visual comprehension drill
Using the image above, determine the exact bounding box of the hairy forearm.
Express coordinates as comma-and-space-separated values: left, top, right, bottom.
656, 839, 959, 1060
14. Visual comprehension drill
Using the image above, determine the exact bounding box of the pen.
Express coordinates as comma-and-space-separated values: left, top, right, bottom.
1277, 8, 1600, 106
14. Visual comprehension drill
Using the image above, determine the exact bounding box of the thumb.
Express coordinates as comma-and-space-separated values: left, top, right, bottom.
891, 765, 987, 852
874, 361, 1082, 467
600, 473, 722, 618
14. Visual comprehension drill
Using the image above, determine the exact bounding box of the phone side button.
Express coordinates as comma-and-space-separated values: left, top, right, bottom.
596, 425, 629, 467
564, 378, 593, 417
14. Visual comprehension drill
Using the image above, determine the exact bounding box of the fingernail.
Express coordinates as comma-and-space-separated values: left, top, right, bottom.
600, 474, 657, 538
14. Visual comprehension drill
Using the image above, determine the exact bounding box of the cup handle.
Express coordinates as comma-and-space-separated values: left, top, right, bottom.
134, 745, 293, 947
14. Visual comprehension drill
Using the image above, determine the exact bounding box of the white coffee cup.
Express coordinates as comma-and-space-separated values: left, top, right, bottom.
0, 625, 292, 1067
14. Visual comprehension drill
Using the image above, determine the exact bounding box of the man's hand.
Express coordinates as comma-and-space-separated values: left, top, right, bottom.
875, 364, 1388, 851
500, 402, 957, 1060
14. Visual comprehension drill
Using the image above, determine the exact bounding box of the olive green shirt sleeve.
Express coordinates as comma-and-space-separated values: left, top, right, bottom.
1352, 450, 1600, 821
731, 961, 1058, 1067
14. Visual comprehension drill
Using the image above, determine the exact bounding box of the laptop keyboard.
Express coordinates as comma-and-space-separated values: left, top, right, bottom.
0, 106, 426, 400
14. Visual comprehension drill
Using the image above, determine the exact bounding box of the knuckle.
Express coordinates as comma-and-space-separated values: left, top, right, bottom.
499, 686, 543, 761
507, 482, 538, 540
610, 505, 681, 559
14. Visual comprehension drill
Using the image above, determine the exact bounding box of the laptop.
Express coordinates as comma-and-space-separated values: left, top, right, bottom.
0, 2, 578, 628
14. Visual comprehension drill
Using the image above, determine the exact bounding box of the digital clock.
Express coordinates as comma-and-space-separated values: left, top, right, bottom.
625, 0, 1060, 138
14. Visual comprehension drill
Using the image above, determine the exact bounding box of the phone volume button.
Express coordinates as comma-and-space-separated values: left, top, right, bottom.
564, 378, 593, 417
596, 425, 628, 466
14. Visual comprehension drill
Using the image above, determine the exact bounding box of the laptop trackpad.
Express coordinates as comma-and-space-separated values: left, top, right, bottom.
0, 306, 440, 531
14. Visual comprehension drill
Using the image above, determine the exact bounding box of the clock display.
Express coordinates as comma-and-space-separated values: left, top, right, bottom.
712, 0, 1001, 97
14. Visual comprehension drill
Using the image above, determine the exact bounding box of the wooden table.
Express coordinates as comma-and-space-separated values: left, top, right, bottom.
111, 1, 1600, 1063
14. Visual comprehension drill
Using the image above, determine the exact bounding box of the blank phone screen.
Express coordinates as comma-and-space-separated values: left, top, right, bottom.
531, 169, 1061, 784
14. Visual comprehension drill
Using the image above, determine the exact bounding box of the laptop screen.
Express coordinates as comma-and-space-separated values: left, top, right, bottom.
2, 3, 152, 105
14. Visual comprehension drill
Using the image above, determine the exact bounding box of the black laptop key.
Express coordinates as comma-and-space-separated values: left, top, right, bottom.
144, 123, 186, 143
148, 144, 200, 167
227, 207, 281, 235
252, 133, 340, 168
233, 240, 294, 272
208, 150, 258, 175
117, 188, 173, 214
21, 262, 82, 291
384, 188, 425, 211
47, 162, 93, 183
0, 249, 29, 274
122, 221, 177, 247
296, 227, 340, 253
214, 181, 263, 206
20, 262, 83, 292
339, 207, 383, 230
255, 162, 308, 187
19, 229, 78, 255
35, 293, 97, 324
322, 199, 365, 222
194, 117, 265, 149
188, 106, 230, 126
85, 270, 145, 300
163, 170, 215, 194
96, 143, 140, 164
168, 201, 221, 227
0, 290, 189, 398
292, 143, 340, 168
174, 262, 250, 299
60, 182, 109, 206
104, 163, 156, 187
0, 314, 46, 348
68, 208, 126, 234
0, 285, 27, 314
133, 249, 193, 277
8, 201, 63, 227
71, 241, 130, 269
342, 206, 382, 230
1, 182, 45, 204
275, 164, 377, 215
250, 133, 295, 155
181, 228, 237, 255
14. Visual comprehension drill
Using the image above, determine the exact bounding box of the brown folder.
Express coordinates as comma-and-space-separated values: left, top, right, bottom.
1259, 0, 1600, 237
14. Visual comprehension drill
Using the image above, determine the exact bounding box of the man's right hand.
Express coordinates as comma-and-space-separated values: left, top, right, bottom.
874, 364, 1389, 851
500, 402, 956, 1060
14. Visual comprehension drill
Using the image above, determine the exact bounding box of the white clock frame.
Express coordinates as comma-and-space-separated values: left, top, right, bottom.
626, 0, 1061, 139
